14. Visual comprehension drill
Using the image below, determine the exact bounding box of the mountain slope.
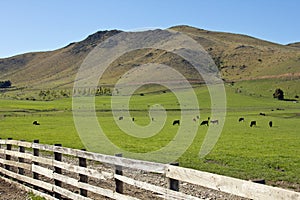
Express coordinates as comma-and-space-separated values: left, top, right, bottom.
0, 30, 121, 89
0, 26, 299, 90
287, 42, 300, 48
171, 26, 300, 81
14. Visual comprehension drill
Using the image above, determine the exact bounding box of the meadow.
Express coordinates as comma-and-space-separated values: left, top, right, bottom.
0, 82, 299, 189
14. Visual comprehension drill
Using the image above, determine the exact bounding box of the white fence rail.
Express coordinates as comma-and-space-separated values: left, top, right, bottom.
0, 139, 299, 200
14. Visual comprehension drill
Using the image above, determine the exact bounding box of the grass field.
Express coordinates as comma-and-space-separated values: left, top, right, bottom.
0, 82, 299, 189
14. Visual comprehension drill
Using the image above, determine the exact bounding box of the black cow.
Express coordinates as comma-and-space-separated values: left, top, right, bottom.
200, 120, 209, 126
269, 121, 273, 127
119, 116, 123, 120
33, 121, 40, 125
132, 117, 135, 121
250, 121, 256, 127
238, 117, 244, 122
173, 120, 180, 126
259, 112, 266, 116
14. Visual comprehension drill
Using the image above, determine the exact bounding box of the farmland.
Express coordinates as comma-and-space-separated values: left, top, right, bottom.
0, 81, 299, 190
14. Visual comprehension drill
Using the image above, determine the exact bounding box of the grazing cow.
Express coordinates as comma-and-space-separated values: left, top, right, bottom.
210, 119, 219, 125
173, 120, 180, 126
238, 117, 244, 122
250, 121, 256, 127
33, 120, 40, 125
119, 116, 123, 120
193, 118, 197, 122
151, 117, 154, 121
132, 117, 135, 121
259, 112, 266, 116
196, 115, 200, 119
269, 121, 273, 127
200, 120, 209, 126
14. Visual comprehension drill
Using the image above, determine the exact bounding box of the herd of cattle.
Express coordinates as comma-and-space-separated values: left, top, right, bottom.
170, 112, 274, 128
32, 112, 273, 128
116, 112, 273, 128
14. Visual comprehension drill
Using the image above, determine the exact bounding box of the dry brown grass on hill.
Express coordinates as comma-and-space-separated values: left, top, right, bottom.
0, 25, 299, 91
287, 42, 300, 48
171, 25, 300, 81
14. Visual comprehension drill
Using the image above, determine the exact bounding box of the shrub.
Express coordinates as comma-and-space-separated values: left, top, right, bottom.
0, 80, 11, 88
273, 88, 284, 100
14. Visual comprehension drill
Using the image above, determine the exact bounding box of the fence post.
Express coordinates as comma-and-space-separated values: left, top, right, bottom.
5, 138, 12, 171
0, 138, 3, 173
54, 144, 62, 199
0, 138, 2, 171
168, 162, 179, 191
115, 153, 123, 194
18, 140, 25, 179
0, 138, 1, 169
79, 149, 88, 197
32, 139, 39, 189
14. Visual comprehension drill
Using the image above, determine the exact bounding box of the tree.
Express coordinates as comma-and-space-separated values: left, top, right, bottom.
0, 80, 11, 88
273, 88, 284, 100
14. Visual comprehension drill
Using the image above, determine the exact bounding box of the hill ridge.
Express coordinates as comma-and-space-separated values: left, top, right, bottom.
0, 26, 299, 90
287, 42, 300, 48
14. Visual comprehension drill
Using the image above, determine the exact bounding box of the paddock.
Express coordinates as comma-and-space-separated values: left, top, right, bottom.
0, 90, 300, 196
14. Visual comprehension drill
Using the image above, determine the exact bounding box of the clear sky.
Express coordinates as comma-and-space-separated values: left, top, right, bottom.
0, 0, 299, 58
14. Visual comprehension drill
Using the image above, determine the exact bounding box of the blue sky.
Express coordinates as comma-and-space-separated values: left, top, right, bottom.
0, 0, 299, 58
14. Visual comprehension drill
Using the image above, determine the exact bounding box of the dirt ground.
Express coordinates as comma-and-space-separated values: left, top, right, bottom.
0, 173, 249, 200
1, 176, 299, 200
0, 154, 298, 200
0, 178, 29, 200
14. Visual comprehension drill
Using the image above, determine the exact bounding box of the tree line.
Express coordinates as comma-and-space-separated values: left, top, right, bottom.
37, 87, 112, 100
73, 86, 111, 96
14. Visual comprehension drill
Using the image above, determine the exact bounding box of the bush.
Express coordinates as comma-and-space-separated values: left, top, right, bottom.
273, 88, 284, 100
0, 80, 11, 88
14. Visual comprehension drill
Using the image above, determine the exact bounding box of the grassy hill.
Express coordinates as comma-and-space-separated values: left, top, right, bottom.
287, 42, 300, 48
0, 25, 299, 94
171, 26, 300, 81
0, 30, 121, 89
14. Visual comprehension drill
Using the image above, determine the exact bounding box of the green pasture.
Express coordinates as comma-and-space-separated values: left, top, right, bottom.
233, 78, 300, 99
0, 82, 299, 188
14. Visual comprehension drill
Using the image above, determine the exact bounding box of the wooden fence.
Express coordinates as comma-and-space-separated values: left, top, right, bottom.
0, 138, 299, 200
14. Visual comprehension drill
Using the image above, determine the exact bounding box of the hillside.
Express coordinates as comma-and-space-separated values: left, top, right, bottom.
0, 30, 121, 89
171, 26, 300, 81
287, 42, 300, 48
0, 25, 299, 91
